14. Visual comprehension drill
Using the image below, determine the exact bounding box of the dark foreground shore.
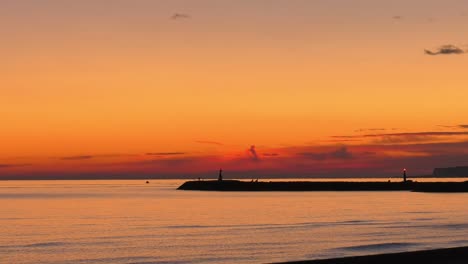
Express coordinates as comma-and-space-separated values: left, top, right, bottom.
178, 180, 468, 192
274, 246, 468, 264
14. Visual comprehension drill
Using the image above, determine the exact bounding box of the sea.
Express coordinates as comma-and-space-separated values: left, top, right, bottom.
1, 178, 468, 264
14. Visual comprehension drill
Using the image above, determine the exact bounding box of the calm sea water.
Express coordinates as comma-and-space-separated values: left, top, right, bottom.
1, 179, 468, 264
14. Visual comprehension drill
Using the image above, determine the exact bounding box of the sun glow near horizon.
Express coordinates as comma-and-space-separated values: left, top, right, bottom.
2, 0, 468, 178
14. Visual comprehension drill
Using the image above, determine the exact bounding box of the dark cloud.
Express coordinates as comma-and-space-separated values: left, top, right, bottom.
437, 125, 458, 129
368, 131, 468, 137
263, 153, 279, 157
436, 125, 468, 130
60, 155, 94, 160
424, 45, 466, 56
195, 140, 223, 146
332, 135, 358, 139
58, 154, 135, 161
392, 16, 403, 20
437, 125, 468, 129
0, 163, 31, 168
361, 151, 377, 156
248, 145, 259, 161
146, 152, 186, 156
323, 139, 362, 143
171, 13, 190, 20
354, 128, 387, 132
298, 146, 353, 160
334, 131, 468, 139
373, 135, 436, 144
330, 147, 353, 159
332, 131, 468, 144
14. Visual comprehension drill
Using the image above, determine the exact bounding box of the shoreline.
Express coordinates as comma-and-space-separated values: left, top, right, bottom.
273, 246, 468, 264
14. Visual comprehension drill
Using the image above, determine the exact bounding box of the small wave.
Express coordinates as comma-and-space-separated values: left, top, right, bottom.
166, 225, 213, 229
413, 217, 437, 221
337, 242, 419, 251
338, 220, 379, 226
383, 222, 468, 230
453, 239, 468, 245
129, 260, 187, 264
68, 256, 158, 264
166, 220, 378, 231
439, 223, 468, 229
404, 211, 436, 214
24, 242, 65, 248
129, 262, 186, 264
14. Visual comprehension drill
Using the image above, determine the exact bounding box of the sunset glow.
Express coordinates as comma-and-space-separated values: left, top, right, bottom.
2, 0, 468, 179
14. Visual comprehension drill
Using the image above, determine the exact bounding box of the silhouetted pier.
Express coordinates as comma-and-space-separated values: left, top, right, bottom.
177, 180, 468, 192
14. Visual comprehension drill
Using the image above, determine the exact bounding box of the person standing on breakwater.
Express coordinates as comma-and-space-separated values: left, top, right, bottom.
218, 169, 223, 181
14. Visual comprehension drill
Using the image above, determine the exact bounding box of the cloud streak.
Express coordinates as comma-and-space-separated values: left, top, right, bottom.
334, 131, 468, 139
298, 146, 353, 160
5, 139, 468, 179
146, 152, 186, 156
171, 13, 190, 20
354, 128, 388, 132
60, 155, 94, 160
424, 45, 466, 55
0, 163, 31, 168
195, 140, 223, 146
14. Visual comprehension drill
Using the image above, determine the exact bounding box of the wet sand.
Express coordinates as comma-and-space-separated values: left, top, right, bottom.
274, 246, 468, 264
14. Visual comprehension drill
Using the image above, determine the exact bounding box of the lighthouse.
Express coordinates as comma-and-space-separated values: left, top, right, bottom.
403, 168, 407, 182
218, 169, 223, 181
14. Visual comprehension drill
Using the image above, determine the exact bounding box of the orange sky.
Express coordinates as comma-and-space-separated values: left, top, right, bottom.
1, 1, 468, 179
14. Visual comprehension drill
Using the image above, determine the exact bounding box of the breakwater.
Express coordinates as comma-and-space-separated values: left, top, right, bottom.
178, 180, 468, 192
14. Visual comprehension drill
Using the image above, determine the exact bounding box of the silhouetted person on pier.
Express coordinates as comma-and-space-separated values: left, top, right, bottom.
218, 169, 223, 181
403, 168, 407, 182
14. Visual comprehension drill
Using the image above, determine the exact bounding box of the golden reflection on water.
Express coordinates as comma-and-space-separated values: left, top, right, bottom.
1, 179, 468, 263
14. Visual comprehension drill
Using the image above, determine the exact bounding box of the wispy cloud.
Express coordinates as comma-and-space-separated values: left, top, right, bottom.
331, 130, 468, 145
354, 128, 388, 133
0, 163, 31, 168
298, 146, 353, 160
146, 152, 186, 156
195, 140, 223, 146
171, 13, 190, 20
424, 45, 466, 56
334, 131, 468, 139
6, 139, 468, 179
437, 124, 468, 129
60, 155, 94, 160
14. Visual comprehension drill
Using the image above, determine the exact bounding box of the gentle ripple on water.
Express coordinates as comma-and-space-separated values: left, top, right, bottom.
0, 179, 468, 264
